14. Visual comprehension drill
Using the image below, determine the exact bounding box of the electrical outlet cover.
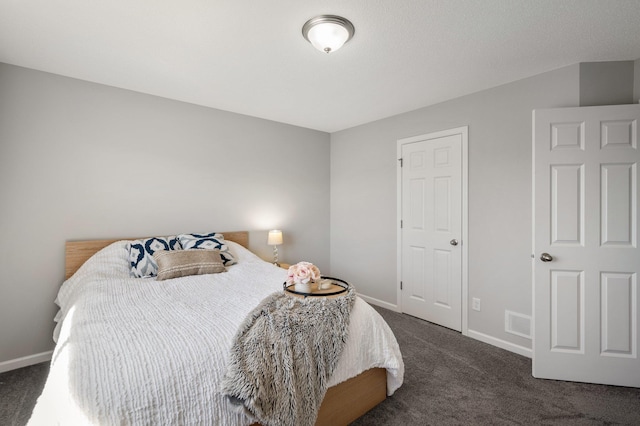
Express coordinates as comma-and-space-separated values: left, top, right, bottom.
472, 297, 481, 311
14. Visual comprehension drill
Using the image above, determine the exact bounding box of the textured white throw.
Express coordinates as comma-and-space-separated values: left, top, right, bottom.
29, 241, 404, 425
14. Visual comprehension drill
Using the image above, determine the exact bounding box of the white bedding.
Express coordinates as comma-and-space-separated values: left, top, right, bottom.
29, 240, 404, 425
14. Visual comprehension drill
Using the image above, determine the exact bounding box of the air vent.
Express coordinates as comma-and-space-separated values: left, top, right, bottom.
505, 310, 531, 339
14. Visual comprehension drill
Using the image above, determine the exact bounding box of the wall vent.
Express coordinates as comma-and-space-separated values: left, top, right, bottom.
505, 310, 532, 339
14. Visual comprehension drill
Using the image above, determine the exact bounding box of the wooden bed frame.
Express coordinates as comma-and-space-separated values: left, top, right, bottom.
64, 232, 386, 425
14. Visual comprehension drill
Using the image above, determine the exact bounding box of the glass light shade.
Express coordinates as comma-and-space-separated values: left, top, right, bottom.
302, 15, 355, 54
307, 22, 349, 53
267, 230, 283, 246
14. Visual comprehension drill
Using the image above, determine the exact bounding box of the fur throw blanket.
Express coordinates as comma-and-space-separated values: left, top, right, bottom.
221, 287, 356, 426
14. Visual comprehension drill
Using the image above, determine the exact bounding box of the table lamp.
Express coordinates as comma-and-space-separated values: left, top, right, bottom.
267, 230, 283, 265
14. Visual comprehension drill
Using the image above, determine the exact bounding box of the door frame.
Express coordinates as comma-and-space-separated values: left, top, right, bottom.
396, 126, 469, 335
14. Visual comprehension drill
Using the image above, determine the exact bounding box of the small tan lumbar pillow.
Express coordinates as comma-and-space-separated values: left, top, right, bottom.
153, 249, 226, 281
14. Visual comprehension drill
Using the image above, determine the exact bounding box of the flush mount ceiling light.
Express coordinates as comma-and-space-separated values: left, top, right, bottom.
302, 15, 355, 54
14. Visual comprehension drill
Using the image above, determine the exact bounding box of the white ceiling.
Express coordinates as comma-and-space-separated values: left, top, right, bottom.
1, 1, 639, 133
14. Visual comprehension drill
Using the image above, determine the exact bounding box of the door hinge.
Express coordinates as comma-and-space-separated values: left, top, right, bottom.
398, 158, 403, 167
400, 220, 403, 229
400, 281, 403, 290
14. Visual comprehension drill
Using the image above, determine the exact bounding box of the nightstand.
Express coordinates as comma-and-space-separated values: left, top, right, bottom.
278, 263, 291, 270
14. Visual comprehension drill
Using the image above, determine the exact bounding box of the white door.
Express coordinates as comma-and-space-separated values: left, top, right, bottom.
399, 128, 466, 331
533, 104, 640, 387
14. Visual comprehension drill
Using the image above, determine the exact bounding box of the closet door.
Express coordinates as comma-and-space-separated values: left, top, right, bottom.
398, 127, 467, 331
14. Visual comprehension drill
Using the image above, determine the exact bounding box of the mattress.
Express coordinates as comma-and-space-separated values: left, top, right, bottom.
29, 240, 404, 425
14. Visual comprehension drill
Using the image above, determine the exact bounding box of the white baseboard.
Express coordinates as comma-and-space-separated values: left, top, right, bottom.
467, 329, 532, 358
357, 296, 532, 359
0, 350, 53, 373
358, 294, 400, 312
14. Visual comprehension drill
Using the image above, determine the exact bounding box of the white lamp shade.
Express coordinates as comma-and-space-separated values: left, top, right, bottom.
267, 230, 283, 246
302, 15, 355, 54
306, 22, 350, 53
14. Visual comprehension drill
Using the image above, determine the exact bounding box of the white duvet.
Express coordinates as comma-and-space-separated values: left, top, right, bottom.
29, 241, 404, 425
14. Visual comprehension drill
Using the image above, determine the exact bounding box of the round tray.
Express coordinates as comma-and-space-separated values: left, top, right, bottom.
283, 276, 350, 297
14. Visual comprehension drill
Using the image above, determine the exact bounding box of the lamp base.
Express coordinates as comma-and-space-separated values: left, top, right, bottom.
272, 246, 279, 266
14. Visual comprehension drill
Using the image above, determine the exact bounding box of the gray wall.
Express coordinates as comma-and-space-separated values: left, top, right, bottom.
635, 58, 640, 103
2, 59, 637, 365
580, 61, 634, 106
330, 64, 581, 350
0, 63, 330, 364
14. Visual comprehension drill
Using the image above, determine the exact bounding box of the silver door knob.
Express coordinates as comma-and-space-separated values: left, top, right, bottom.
450, 239, 458, 246
540, 253, 553, 262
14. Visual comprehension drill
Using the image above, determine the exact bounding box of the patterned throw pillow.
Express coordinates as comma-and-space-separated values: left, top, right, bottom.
178, 232, 237, 266
129, 236, 181, 278
153, 249, 226, 281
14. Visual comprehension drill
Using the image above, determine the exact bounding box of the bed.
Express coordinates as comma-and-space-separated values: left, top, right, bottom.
29, 231, 404, 425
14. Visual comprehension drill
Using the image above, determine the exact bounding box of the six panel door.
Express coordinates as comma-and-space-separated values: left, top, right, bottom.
401, 133, 462, 331
533, 104, 640, 387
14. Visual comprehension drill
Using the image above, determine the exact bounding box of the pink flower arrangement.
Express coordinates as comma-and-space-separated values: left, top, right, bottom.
286, 261, 321, 286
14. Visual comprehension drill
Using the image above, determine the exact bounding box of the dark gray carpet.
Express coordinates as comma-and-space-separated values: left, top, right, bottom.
353, 306, 640, 425
0, 362, 49, 426
1, 306, 639, 425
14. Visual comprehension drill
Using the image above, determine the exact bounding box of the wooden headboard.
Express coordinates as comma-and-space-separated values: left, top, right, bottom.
64, 231, 249, 280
